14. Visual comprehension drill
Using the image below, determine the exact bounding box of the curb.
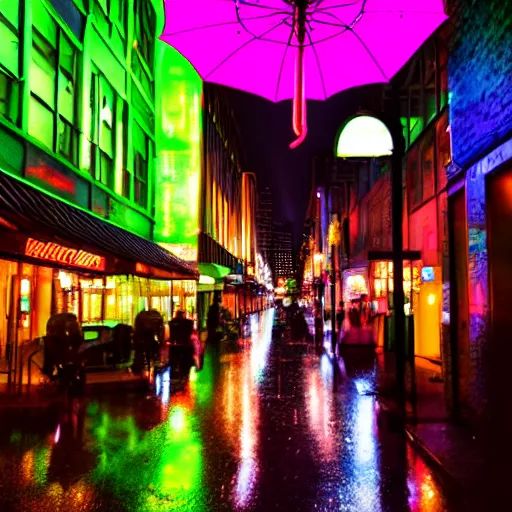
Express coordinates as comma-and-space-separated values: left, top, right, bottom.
404, 426, 472, 507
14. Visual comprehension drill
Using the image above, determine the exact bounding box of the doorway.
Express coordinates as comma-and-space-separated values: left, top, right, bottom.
449, 188, 470, 415
486, 165, 512, 425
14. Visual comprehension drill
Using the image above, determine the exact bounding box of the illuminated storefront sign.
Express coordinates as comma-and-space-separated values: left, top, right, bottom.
25, 238, 106, 271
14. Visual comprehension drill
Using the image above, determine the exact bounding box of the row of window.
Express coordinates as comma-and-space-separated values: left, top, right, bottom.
0, 0, 155, 210
204, 112, 243, 256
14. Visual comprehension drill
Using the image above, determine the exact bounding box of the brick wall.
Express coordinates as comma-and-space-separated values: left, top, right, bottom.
447, 0, 512, 171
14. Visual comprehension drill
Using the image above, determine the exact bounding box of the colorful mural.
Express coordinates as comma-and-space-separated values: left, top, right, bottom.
464, 138, 512, 413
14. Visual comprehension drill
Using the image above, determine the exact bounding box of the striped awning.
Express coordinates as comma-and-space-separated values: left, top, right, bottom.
0, 172, 198, 280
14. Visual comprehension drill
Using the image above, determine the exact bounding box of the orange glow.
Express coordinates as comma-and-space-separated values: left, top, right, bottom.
25, 238, 106, 271
306, 357, 335, 462
135, 262, 151, 275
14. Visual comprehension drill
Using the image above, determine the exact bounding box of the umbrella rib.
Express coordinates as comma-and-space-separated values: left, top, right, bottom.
205, 18, 290, 79
305, 22, 328, 100
162, 12, 287, 37
274, 25, 296, 102
238, 1, 289, 11
315, 1, 362, 12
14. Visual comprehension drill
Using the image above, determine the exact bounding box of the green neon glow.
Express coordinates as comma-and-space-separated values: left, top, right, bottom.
400, 116, 424, 147
154, 42, 202, 253
87, 400, 204, 511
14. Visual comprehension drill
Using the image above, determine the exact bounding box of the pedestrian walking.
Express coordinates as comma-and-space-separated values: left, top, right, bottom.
207, 293, 222, 344
336, 301, 345, 334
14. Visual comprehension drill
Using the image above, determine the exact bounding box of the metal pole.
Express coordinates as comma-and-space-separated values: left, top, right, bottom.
390, 104, 406, 409
331, 243, 337, 355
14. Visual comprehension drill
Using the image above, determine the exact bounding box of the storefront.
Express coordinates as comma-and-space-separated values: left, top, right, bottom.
367, 255, 442, 360
367, 252, 421, 350
0, 172, 197, 382
342, 267, 369, 304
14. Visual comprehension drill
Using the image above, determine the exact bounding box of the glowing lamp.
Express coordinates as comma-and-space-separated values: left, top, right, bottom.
20, 279, 30, 296
58, 271, 72, 289
336, 116, 393, 158
198, 275, 215, 285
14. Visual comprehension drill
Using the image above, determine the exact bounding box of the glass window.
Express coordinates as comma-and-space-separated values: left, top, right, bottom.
58, 35, 77, 121
49, 0, 84, 40
408, 146, 421, 211
421, 130, 435, 201
29, 21, 79, 162
133, 0, 155, 67
31, 28, 57, 109
89, 69, 120, 189
436, 112, 450, 192
134, 153, 148, 208
122, 168, 131, 199
99, 76, 114, 156
29, 95, 54, 149
438, 43, 448, 111
0, 0, 20, 79
133, 122, 148, 208
0, 70, 19, 124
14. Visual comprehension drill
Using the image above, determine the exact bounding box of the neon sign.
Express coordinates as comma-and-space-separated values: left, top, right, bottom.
26, 164, 76, 196
25, 238, 106, 271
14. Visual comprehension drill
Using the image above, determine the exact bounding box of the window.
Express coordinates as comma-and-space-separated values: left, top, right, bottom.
132, 0, 155, 98
0, 70, 19, 124
29, 27, 57, 149
29, 15, 79, 166
89, 70, 115, 188
93, 0, 126, 49
49, 0, 84, 40
0, 0, 20, 124
133, 0, 155, 67
438, 40, 448, 111
58, 35, 78, 164
134, 152, 148, 208
133, 122, 149, 209
122, 168, 131, 199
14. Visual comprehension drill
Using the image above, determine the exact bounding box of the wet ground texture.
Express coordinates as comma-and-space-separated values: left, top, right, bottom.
0, 310, 464, 511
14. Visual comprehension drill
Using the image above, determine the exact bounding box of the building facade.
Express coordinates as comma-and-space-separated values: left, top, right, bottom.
0, 0, 197, 386
271, 223, 294, 282
257, 187, 274, 262
154, 53, 264, 328
444, 0, 512, 423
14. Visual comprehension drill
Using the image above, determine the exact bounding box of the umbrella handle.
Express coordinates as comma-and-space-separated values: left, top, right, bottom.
290, 19, 307, 149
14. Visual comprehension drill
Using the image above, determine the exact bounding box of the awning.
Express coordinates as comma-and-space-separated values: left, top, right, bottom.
198, 262, 231, 279
0, 172, 198, 280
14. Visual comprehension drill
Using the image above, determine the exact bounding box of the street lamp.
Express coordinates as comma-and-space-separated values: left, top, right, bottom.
335, 108, 406, 407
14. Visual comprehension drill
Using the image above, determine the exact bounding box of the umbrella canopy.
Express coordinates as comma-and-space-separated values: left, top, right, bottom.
161, 1, 447, 147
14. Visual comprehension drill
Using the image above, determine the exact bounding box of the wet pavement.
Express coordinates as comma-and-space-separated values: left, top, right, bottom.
0, 310, 463, 511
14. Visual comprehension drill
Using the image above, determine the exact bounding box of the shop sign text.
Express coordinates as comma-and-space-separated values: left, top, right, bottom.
25, 238, 106, 271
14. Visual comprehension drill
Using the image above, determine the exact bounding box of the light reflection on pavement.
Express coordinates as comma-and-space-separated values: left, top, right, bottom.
0, 309, 463, 511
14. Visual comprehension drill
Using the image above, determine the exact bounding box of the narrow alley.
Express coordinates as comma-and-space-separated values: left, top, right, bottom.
0, 310, 462, 511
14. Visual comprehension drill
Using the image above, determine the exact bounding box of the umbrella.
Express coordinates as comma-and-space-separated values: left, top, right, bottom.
161, 1, 447, 148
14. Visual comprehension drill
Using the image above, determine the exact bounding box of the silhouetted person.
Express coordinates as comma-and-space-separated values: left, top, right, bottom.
207, 294, 222, 343
132, 310, 164, 375
336, 301, 345, 333
169, 310, 194, 374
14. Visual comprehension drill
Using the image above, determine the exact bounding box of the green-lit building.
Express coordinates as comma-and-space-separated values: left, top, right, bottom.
0, 0, 197, 377
154, 42, 264, 329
